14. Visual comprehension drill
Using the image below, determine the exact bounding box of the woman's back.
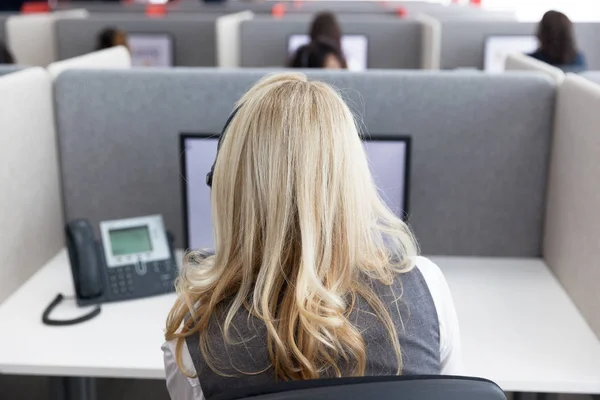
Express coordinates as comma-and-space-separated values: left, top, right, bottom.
182, 258, 451, 398
164, 73, 461, 400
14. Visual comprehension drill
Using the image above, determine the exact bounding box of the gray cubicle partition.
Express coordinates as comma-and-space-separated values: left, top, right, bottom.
240, 16, 422, 69
55, 15, 217, 66
573, 24, 600, 71
581, 71, 600, 84
54, 69, 554, 257
438, 20, 600, 70
438, 20, 536, 70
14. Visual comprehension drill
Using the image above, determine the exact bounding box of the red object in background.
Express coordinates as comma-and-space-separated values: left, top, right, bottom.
146, 4, 167, 17
21, 2, 50, 13
395, 6, 407, 18
272, 3, 286, 19
471, 0, 482, 6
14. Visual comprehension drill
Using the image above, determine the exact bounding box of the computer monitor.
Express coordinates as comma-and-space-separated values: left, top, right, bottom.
127, 33, 174, 67
180, 133, 410, 250
484, 35, 538, 73
287, 34, 368, 71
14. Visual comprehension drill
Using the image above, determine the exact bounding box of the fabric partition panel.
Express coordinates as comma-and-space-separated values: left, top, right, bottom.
416, 13, 441, 70
438, 20, 536, 70
438, 20, 600, 70
0, 67, 63, 303
47, 46, 131, 80
505, 53, 564, 83
6, 10, 88, 67
580, 71, 600, 84
544, 74, 600, 338
240, 17, 422, 69
54, 69, 554, 257
216, 11, 254, 68
573, 23, 600, 71
55, 15, 217, 67
423, 8, 516, 20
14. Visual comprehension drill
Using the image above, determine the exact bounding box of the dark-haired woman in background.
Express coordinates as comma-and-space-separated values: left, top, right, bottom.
308, 12, 348, 69
528, 10, 587, 71
96, 28, 129, 51
310, 12, 343, 51
289, 39, 346, 69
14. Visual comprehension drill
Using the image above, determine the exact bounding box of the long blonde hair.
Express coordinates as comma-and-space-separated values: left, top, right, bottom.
166, 72, 417, 380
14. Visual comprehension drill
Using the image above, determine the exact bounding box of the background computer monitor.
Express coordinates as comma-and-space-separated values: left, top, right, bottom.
484, 35, 538, 73
287, 34, 368, 71
128, 33, 174, 67
181, 134, 410, 250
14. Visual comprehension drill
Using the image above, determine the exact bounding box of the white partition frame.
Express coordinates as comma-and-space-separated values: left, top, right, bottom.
416, 13, 441, 70
505, 53, 565, 83
544, 73, 600, 339
216, 11, 254, 68
47, 46, 132, 79
6, 9, 88, 67
0, 67, 64, 303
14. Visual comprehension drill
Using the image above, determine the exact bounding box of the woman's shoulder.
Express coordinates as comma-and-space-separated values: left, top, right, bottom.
412, 256, 447, 288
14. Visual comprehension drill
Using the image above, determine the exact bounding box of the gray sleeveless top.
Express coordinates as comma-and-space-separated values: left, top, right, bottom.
185, 267, 440, 399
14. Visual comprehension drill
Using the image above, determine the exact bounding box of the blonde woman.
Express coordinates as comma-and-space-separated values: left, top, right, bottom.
163, 73, 461, 400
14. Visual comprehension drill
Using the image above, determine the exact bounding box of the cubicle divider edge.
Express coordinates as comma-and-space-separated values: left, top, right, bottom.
0, 67, 64, 303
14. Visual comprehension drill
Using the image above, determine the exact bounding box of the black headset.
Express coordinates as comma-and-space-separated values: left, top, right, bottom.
206, 106, 242, 187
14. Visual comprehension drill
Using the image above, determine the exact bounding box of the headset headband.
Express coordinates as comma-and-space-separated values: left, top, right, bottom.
206, 106, 242, 187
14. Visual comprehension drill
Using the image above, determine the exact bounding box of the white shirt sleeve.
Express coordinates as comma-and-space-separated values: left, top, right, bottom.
415, 256, 463, 375
162, 340, 205, 400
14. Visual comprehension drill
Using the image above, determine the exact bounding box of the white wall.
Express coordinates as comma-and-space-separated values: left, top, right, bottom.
0, 67, 64, 303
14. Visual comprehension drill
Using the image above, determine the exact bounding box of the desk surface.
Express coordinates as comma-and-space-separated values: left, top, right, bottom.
0, 251, 600, 394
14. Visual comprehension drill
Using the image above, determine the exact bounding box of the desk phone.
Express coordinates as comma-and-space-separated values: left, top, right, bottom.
66, 214, 177, 306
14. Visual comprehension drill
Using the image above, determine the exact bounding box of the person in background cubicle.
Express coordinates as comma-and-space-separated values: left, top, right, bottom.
528, 10, 587, 72
308, 11, 348, 69
0, 41, 14, 64
289, 39, 346, 69
163, 73, 462, 400
96, 28, 130, 51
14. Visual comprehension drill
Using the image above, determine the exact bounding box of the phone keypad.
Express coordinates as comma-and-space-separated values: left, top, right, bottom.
106, 260, 176, 301
108, 266, 136, 296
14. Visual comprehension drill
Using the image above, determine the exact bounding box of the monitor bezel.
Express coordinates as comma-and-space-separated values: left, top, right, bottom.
180, 132, 411, 250
286, 33, 370, 70
361, 134, 412, 221
127, 32, 176, 67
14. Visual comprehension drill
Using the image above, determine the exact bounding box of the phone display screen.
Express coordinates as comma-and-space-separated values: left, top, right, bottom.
109, 226, 153, 256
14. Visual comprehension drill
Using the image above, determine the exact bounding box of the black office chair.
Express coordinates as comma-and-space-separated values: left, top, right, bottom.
215, 375, 507, 400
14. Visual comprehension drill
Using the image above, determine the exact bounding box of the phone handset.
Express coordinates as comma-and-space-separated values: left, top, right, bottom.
66, 219, 104, 300
41, 220, 103, 326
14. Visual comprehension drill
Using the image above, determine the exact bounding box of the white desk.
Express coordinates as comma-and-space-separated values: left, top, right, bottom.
1, 251, 600, 394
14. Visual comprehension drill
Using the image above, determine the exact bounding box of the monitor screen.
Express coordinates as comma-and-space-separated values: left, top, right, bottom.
128, 33, 174, 67
484, 35, 538, 73
288, 34, 368, 71
181, 134, 410, 250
